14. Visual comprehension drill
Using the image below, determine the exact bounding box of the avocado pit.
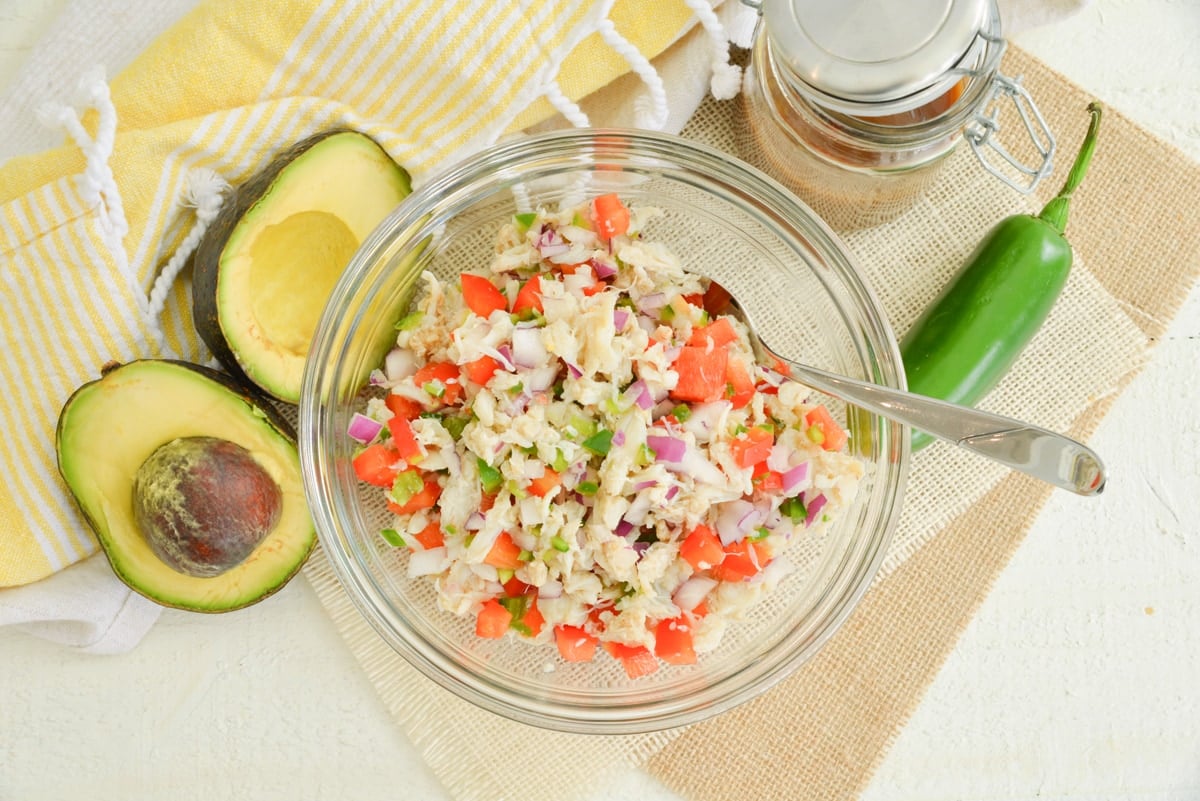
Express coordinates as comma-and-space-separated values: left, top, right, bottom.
133, 436, 282, 577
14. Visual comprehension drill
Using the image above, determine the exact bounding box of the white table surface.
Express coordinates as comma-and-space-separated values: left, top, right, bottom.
2, 2, 1198, 799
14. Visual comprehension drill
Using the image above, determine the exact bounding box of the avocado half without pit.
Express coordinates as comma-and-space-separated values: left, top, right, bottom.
193, 129, 412, 403
55, 360, 316, 612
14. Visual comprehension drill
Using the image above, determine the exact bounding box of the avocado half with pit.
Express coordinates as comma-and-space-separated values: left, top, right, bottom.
55, 360, 316, 613
193, 129, 411, 403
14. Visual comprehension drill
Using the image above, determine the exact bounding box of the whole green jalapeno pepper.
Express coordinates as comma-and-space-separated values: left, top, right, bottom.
901, 102, 1103, 451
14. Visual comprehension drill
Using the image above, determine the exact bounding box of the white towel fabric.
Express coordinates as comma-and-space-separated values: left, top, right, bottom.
0, 0, 1086, 656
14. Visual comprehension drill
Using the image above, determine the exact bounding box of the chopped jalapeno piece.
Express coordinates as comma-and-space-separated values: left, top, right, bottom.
477, 458, 503, 493
582, 429, 614, 456
380, 528, 405, 547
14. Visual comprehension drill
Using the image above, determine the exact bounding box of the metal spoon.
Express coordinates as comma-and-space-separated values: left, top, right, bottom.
704, 280, 1107, 496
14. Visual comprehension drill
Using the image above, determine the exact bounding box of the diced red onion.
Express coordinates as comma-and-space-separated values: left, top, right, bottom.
592, 259, 618, 279
646, 434, 686, 462
614, 519, 634, 539
464, 512, 485, 531
368, 368, 388, 386
766, 443, 791, 473
804, 492, 827, 527
525, 364, 559, 393
651, 397, 676, 421
536, 228, 569, 258
613, 308, 630, 330
636, 292, 667, 312
538, 579, 563, 599
612, 430, 626, 447
497, 344, 514, 366
633, 479, 657, 492
781, 462, 810, 493
714, 499, 764, 546
632, 540, 651, 557
565, 361, 583, 379
665, 485, 679, 501
673, 576, 717, 611
347, 412, 383, 444
759, 369, 786, 387
624, 379, 654, 411
511, 325, 546, 368
637, 314, 658, 336
385, 347, 417, 381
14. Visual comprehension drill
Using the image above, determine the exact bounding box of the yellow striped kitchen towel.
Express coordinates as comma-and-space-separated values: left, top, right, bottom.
0, 0, 740, 586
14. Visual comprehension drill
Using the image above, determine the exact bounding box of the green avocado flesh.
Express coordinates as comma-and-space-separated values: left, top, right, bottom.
195, 130, 412, 403
55, 360, 316, 613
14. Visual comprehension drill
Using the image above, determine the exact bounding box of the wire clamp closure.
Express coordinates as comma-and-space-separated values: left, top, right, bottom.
966, 73, 1056, 193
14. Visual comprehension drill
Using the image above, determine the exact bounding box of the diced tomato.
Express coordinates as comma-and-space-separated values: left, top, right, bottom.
752, 462, 784, 492
769, 353, 792, 377
671, 345, 729, 403
680, 292, 704, 308
730, 426, 774, 468
460, 273, 508, 318
352, 443, 400, 487
654, 617, 697, 665
502, 575, 531, 598
412, 361, 463, 405
412, 519, 444, 549
386, 414, 423, 462
690, 599, 710, 619
511, 274, 544, 315
587, 603, 613, 634
385, 392, 423, 421
527, 467, 561, 498
484, 531, 524, 570
479, 491, 497, 513
591, 193, 630, 240
701, 280, 732, 316
711, 539, 772, 582
687, 317, 739, 348
386, 473, 442, 515
463, 355, 502, 387
680, 523, 725, 571
476, 598, 512, 639
519, 594, 545, 638
555, 624, 598, 662
602, 641, 659, 679
725, 357, 756, 410
804, 405, 848, 452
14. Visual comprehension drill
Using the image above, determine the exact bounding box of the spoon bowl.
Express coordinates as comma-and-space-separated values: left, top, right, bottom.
703, 280, 1107, 496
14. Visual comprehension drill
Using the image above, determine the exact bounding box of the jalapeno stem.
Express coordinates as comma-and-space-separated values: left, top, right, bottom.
1038, 102, 1103, 234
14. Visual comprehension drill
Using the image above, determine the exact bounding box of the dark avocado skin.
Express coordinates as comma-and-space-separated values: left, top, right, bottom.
55, 359, 313, 613
191, 129, 353, 399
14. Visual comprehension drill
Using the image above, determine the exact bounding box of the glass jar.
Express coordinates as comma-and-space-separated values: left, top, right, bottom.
738, 0, 1055, 230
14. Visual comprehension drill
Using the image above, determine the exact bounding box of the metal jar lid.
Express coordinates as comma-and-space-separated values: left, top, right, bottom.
760, 0, 993, 115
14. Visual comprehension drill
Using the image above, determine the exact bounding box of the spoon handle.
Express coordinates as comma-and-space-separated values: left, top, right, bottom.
780, 359, 1107, 496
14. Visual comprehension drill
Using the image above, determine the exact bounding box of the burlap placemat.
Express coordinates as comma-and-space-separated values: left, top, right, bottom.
302, 45, 1200, 801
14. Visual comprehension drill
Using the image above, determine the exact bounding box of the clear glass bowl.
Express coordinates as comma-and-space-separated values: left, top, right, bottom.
299, 128, 909, 734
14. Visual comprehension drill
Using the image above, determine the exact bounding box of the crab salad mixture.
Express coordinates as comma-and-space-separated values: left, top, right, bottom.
347, 194, 865, 678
